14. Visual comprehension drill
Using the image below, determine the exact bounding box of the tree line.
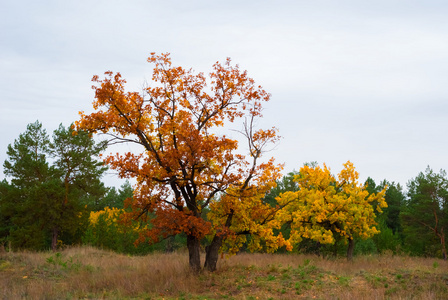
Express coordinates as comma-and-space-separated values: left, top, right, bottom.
0, 122, 127, 251
0, 121, 446, 267
1, 53, 447, 273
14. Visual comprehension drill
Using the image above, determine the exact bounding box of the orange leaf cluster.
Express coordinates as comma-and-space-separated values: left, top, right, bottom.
75, 53, 282, 252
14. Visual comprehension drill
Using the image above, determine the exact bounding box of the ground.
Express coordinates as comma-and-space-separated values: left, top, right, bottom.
1, 246, 447, 299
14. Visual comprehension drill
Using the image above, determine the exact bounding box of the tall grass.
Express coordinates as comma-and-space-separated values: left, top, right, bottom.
1, 246, 447, 299
0, 246, 197, 299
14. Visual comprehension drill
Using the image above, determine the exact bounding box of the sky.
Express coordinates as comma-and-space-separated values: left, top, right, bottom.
1, 0, 448, 189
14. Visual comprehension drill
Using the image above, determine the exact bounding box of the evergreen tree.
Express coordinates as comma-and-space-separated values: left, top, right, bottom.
402, 167, 448, 259
263, 171, 299, 207
1, 121, 107, 250
364, 178, 404, 253
0, 179, 17, 245
3, 121, 50, 187
95, 180, 134, 210
2, 121, 54, 250
48, 124, 107, 249
382, 181, 405, 236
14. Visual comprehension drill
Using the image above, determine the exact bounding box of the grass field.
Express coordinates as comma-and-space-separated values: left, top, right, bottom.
1, 246, 447, 299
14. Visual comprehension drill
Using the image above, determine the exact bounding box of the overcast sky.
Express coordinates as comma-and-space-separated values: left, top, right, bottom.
1, 0, 448, 189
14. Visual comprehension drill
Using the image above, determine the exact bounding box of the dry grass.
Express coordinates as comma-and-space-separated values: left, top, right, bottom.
0, 246, 198, 299
1, 246, 447, 299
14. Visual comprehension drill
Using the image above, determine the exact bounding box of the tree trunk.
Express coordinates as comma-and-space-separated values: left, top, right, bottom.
441, 227, 447, 261
51, 227, 59, 251
187, 234, 201, 272
204, 235, 224, 272
347, 238, 355, 261
204, 211, 234, 272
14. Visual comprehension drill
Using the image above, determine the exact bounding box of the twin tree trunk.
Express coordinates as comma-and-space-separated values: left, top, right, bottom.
186, 234, 225, 272
187, 208, 233, 272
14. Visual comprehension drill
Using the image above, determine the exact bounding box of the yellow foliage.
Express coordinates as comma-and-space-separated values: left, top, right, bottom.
276, 161, 386, 248
207, 175, 290, 255
88, 207, 147, 233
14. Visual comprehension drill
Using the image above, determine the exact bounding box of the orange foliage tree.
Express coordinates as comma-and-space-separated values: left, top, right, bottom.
275, 161, 387, 260
75, 53, 283, 271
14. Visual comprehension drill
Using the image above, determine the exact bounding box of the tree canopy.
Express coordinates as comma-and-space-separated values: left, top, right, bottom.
75, 53, 283, 271
275, 161, 387, 260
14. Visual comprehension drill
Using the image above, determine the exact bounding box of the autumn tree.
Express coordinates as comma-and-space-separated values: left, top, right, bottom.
402, 167, 448, 260
275, 161, 387, 260
75, 53, 283, 272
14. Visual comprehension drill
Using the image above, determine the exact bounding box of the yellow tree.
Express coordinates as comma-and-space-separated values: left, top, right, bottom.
75, 53, 283, 272
276, 161, 387, 260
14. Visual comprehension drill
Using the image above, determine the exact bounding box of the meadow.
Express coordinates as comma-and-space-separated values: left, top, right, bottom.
1, 246, 447, 299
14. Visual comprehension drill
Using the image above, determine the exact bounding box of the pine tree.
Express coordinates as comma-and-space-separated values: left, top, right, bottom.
1, 121, 107, 250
